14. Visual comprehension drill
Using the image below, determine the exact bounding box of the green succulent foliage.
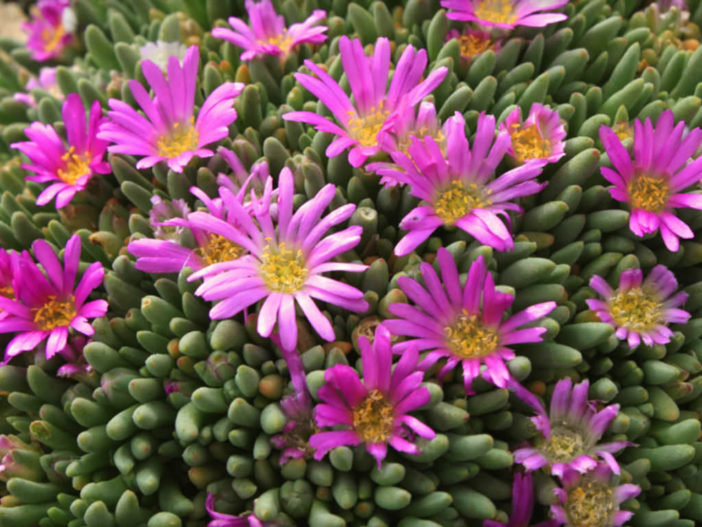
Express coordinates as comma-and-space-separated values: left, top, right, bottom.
1, 0, 702, 526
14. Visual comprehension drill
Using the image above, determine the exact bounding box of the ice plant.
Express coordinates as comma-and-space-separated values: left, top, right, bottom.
384, 250, 556, 393
551, 465, 640, 527
447, 28, 501, 61
284, 36, 448, 167
378, 112, 546, 256
205, 494, 263, 526
0, 436, 43, 482
501, 103, 567, 165
0, 249, 15, 318
514, 378, 631, 478
271, 392, 318, 464
139, 41, 189, 71
98, 45, 244, 173
188, 168, 367, 351
441, 0, 569, 29
148, 195, 191, 240
585, 265, 690, 348
14, 67, 62, 107
0, 234, 107, 362
23, 0, 74, 61
310, 325, 434, 466
599, 109, 702, 251
484, 472, 559, 527
211, 0, 327, 61
11, 93, 110, 209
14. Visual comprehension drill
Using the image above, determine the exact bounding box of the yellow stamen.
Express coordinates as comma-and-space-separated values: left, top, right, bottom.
262, 32, 294, 55
156, 118, 200, 159
444, 309, 500, 359
510, 123, 551, 163
258, 241, 308, 293
473, 0, 518, 25
612, 121, 633, 142
352, 389, 395, 443
566, 478, 616, 527
198, 234, 243, 266
347, 101, 391, 147
0, 286, 13, 299
57, 147, 91, 186
433, 180, 491, 225
398, 129, 445, 156
41, 24, 66, 53
607, 286, 664, 332
32, 296, 76, 331
627, 174, 670, 213
458, 33, 494, 58
539, 425, 587, 463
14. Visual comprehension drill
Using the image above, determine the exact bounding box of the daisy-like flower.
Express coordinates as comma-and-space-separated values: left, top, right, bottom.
11, 93, 110, 209
0, 234, 107, 363
139, 41, 189, 71
585, 265, 690, 349
23, 0, 74, 62
448, 28, 501, 61
382, 112, 546, 256
188, 168, 367, 351
310, 325, 435, 466
514, 378, 631, 478
271, 392, 317, 464
206, 494, 263, 527
500, 103, 566, 165
384, 250, 556, 393
283, 36, 448, 167
211, 0, 327, 61
484, 472, 559, 527
98, 46, 244, 173
551, 465, 640, 527
441, 0, 568, 29
599, 109, 702, 251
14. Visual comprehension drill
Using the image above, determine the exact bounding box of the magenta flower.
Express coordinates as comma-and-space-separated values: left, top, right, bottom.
500, 103, 566, 165
24, 0, 74, 61
514, 378, 631, 478
585, 265, 690, 349
0, 234, 107, 363
551, 465, 640, 527
599, 109, 702, 252
441, 0, 568, 29
14, 67, 63, 107
447, 28, 501, 61
0, 249, 15, 319
98, 46, 244, 173
484, 472, 559, 527
271, 392, 317, 464
380, 112, 546, 256
310, 325, 434, 466
283, 36, 448, 167
55, 335, 91, 377
206, 494, 263, 527
188, 168, 367, 351
211, 0, 327, 61
384, 250, 556, 393
11, 93, 110, 209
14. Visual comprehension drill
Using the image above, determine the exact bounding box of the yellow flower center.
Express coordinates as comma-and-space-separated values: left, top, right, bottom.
433, 180, 491, 225
347, 102, 391, 147
540, 425, 587, 463
258, 242, 308, 293
612, 121, 633, 142
262, 32, 294, 55
473, 0, 518, 24
352, 389, 395, 443
156, 118, 200, 159
32, 296, 76, 331
566, 479, 616, 527
444, 309, 500, 359
41, 24, 66, 53
627, 174, 670, 213
398, 129, 445, 156
607, 286, 664, 333
198, 234, 243, 266
0, 285, 13, 299
458, 33, 494, 58
57, 147, 91, 186
510, 123, 551, 163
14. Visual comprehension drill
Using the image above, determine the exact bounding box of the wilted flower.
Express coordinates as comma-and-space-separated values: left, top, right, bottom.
14, 67, 63, 107
0, 235, 107, 363
310, 325, 434, 466
212, 0, 327, 61
514, 378, 631, 478
599, 109, 702, 251
0, 435, 43, 482
99, 46, 244, 173
24, 0, 74, 61
501, 103, 567, 165
385, 250, 556, 393
205, 493, 263, 527
271, 392, 317, 464
11, 93, 110, 209
284, 36, 448, 167
586, 265, 690, 348
139, 41, 189, 71
441, 0, 568, 29
551, 465, 640, 527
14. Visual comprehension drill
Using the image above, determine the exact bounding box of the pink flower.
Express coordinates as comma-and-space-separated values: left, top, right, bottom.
483, 472, 559, 527
205, 493, 263, 527
24, 0, 74, 61
441, 0, 568, 29
500, 103, 566, 165
310, 325, 435, 466
599, 109, 702, 251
